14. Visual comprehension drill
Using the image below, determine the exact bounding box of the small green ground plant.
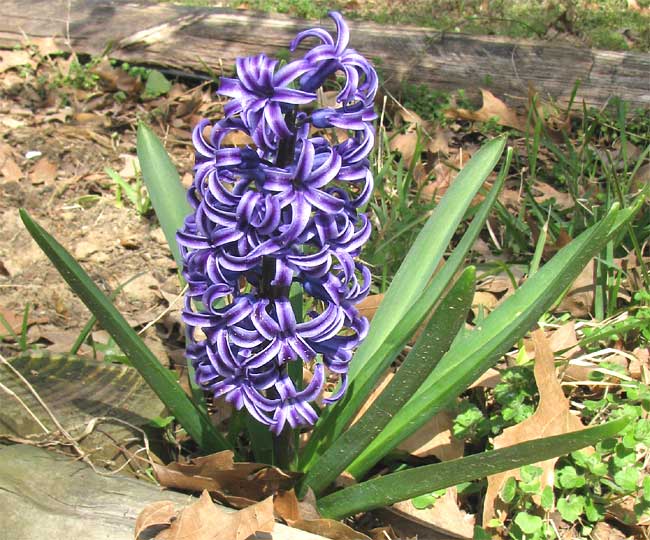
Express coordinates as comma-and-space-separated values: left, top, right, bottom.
9, 12, 649, 537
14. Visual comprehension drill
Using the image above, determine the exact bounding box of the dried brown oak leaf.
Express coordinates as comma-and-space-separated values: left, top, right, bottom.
135, 490, 275, 540
391, 487, 475, 539
30, 157, 57, 186
135, 501, 176, 539
290, 519, 371, 540
397, 409, 464, 461
154, 450, 296, 508
482, 329, 585, 527
272, 481, 371, 540
445, 89, 527, 132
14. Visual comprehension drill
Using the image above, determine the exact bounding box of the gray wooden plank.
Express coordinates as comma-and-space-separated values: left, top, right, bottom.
1, 0, 648, 108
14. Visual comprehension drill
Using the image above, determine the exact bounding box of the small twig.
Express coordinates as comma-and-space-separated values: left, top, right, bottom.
377, 94, 387, 170
562, 381, 636, 388
0, 380, 50, 434
382, 86, 436, 142
70, 416, 155, 477
0, 353, 97, 471
485, 217, 502, 251
138, 284, 187, 336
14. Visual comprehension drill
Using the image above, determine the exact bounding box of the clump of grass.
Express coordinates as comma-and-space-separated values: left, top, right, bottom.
208, 0, 650, 52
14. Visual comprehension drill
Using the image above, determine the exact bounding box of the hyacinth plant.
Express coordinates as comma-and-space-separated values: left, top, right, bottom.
20, 11, 639, 520
177, 12, 377, 437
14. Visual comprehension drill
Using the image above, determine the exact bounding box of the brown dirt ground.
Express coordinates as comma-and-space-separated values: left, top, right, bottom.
0, 52, 222, 362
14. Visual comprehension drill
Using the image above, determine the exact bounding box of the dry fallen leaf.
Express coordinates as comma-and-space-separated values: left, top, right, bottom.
591, 520, 628, 540
388, 106, 447, 166
119, 154, 140, 179
291, 519, 371, 540
391, 487, 475, 539
153, 450, 297, 506
557, 259, 595, 318
0, 307, 48, 337
548, 321, 579, 356
628, 347, 648, 380
608, 495, 650, 528
627, 0, 650, 15
419, 160, 457, 202
274, 489, 301, 523
134, 501, 176, 539
532, 181, 574, 211
428, 127, 452, 154
0, 49, 36, 73
0, 156, 22, 182
136, 490, 275, 540
30, 157, 57, 185
472, 290, 499, 317
397, 410, 464, 461
482, 330, 585, 526
355, 294, 383, 321
546, 322, 587, 380
446, 89, 527, 132
469, 368, 501, 389
350, 371, 393, 425
631, 162, 650, 189
91, 58, 141, 94
222, 130, 255, 147
389, 130, 419, 166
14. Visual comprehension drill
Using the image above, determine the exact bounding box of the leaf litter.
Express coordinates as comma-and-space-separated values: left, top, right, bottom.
482, 330, 586, 527
1, 35, 649, 540
135, 490, 275, 540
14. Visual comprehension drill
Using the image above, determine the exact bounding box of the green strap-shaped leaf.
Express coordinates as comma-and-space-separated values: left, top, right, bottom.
137, 123, 207, 408
19, 209, 230, 454
137, 123, 191, 269
299, 145, 510, 471
347, 202, 640, 478
302, 266, 475, 495
347, 137, 505, 382
317, 416, 627, 519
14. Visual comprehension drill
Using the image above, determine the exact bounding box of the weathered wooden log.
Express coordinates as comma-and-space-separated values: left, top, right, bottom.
1, 0, 649, 109
0, 444, 327, 540
0, 351, 167, 469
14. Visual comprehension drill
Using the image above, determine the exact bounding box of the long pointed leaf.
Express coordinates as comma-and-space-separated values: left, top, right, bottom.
137, 123, 191, 269
318, 416, 627, 519
348, 137, 505, 383
19, 209, 230, 454
348, 202, 639, 477
302, 266, 475, 495
300, 144, 510, 470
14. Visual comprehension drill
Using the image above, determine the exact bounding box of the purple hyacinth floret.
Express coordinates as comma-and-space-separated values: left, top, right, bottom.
177, 12, 376, 435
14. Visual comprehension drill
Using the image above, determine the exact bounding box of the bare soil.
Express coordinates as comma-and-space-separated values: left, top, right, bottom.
0, 54, 220, 361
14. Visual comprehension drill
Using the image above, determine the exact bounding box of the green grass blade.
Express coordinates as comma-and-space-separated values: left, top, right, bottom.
19, 303, 30, 352
105, 167, 138, 206
0, 312, 19, 343
318, 417, 627, 519
302, 266, 475, 496
348, 203, 639, 477
299, 144, 510, 470
136, 123, 191, 269
19, 209, 230, 454
528, 216, 548, 277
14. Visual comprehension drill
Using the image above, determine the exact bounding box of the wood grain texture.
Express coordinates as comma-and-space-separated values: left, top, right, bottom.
0, 444, 327, 540
0, 351, 167, 467
1, 0, 648, 108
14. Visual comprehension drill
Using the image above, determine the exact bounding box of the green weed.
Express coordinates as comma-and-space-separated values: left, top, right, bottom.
448, 355, 650, 538
105, 167, 153, 216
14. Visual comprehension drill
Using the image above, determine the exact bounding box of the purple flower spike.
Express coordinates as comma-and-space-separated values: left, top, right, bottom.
179, 12, 376, 434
